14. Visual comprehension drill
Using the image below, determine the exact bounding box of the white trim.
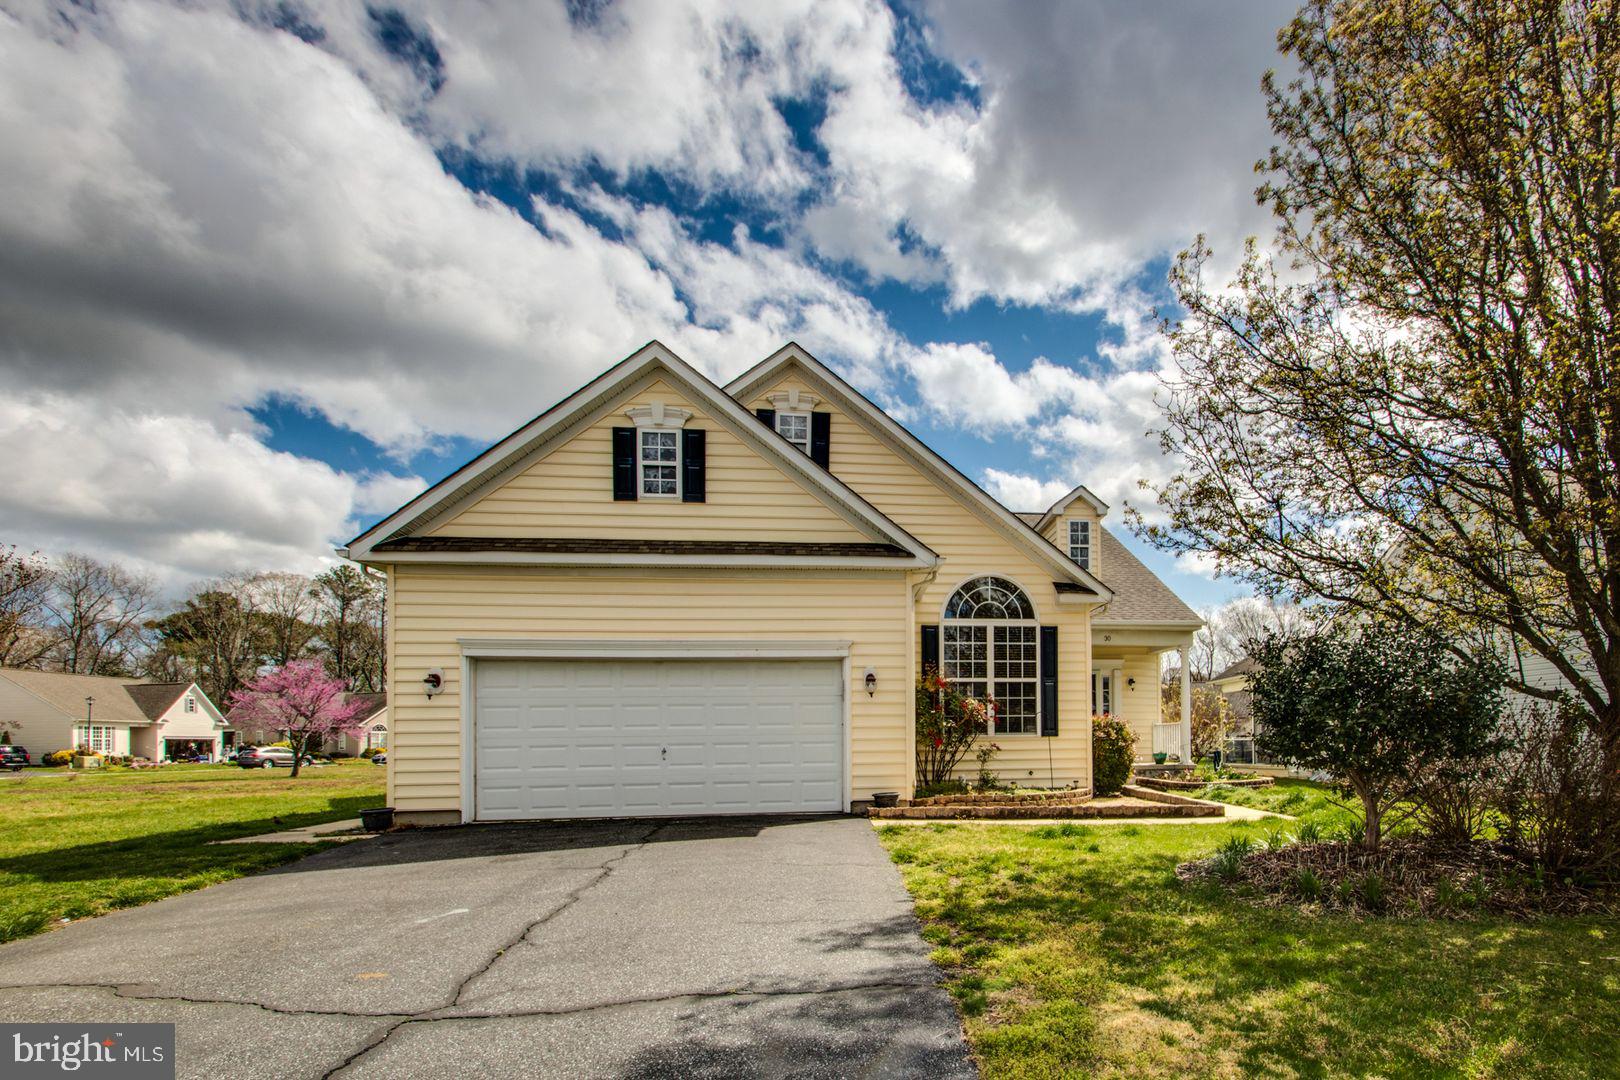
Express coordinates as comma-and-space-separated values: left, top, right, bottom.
346, 342, 936, 566
766, 388, 820, 412
1035, 484, 1110, 529
774, 410, 812, 454
936, 572, 1042, 623
362, 550, 928, 570
636, 425, 682, 499
725, 344, 1108, 599
624, 402, 692, 428
457, 637, 854, 659
459, 642, 855, 822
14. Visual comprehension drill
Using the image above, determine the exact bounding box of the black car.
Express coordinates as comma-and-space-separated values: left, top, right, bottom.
0, 746, 31, 771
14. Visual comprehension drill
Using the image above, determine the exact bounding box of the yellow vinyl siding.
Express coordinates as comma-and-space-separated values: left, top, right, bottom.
1041, 510, 1101, 577
429, 379, 868, 543
752, 375, 1095, 789
389, 566, 909, 814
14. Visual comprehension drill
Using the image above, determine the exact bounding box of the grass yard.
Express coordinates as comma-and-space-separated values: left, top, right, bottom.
0, 761, 385, 943
879, 806, 1620, 1079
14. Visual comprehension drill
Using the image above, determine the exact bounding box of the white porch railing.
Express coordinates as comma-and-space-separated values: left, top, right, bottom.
1150, 723, 1188, 763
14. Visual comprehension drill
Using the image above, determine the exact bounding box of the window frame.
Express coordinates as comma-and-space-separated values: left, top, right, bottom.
1068, 520, 1091, 569
941, 576, 1041, 737
774, 410, 811, 454
637, 427, 682, 499
185, 696, 196, 713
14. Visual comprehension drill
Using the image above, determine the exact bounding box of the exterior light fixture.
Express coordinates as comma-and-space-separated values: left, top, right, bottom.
423, 668, 444, 698
863, 668, 877, 697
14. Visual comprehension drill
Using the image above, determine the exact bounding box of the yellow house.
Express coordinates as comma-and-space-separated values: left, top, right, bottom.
345, 342, 1202, 825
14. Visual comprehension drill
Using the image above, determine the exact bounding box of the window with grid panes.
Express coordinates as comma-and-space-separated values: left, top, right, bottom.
941, 576, 1040, 735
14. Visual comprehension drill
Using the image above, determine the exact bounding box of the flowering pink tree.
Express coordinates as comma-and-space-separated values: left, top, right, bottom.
227, 660, 373, 778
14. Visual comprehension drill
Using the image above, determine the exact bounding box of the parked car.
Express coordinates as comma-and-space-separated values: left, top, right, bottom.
371, 751, 387, 765
235, 746, 313, 769
0, 746, 30, 771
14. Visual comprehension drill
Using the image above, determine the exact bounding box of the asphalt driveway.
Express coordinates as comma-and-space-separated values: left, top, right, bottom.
0, 816, 974, 1079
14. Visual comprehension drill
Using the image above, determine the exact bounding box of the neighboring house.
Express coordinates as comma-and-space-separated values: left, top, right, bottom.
1210, 657, 1257, 736
344, 341, 1203, 825
0, 669, 231, 759
339, 694, 388, 756
231, 691, 387, 755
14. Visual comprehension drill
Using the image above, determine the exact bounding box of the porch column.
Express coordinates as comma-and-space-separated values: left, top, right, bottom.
1179, 644, 1192, 763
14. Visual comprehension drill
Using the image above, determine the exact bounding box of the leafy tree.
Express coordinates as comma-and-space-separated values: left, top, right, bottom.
313, 564, 384, 690
1251, 623, 1508, 850
915, 671, 990, 788
149, 581, 265, 704
227, 660, 373, 779
1139, 1, 1620, 791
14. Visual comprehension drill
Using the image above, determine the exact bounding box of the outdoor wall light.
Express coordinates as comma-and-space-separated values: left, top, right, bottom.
864, 667, 877, 696
423, 668, 444, 699
1127, 677, 1136, 690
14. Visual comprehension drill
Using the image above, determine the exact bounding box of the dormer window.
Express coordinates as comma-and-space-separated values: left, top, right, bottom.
1068, 520, 1092, 570
775, 412, 810, 454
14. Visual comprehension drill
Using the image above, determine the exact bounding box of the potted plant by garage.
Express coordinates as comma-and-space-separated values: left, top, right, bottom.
871, 791, 900, 808
360, 806, 394, 832
1153, 752, 1168, 765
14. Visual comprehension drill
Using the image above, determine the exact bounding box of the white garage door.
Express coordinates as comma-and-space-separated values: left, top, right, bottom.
472, 658, 845, 820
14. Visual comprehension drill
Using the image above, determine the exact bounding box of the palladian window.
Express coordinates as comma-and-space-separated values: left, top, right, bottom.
942, 576, 1039, 735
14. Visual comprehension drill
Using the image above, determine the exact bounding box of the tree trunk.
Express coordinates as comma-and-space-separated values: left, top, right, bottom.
289, 734, 304, 779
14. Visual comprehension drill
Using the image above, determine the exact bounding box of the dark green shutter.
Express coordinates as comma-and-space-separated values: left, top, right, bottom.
681, 428, 706, 503
810, 411, 831, 469
755, 407, 776, 429
1039, 626, 1058, 736
612, 427, 636, 501
920, 624, 941, 676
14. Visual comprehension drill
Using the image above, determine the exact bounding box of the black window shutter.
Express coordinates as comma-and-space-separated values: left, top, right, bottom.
810, 411, 831, 469
1039, 626, 1059, 736
681, 428, 706, 503
755, 407, 776, 429
920, 624, 941, 676
612, 426, 637, 501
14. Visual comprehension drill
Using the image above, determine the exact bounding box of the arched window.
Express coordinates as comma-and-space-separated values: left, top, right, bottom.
942, 577, 1039, 735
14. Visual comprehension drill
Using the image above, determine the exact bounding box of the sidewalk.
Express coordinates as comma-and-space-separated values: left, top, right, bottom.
211, 818, 373, 844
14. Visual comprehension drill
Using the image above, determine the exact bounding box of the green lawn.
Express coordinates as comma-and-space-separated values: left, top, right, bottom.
0, 761, 385, 943
878, 812, 1620, 1079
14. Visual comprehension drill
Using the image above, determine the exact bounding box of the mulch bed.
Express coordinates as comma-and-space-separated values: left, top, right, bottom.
1134, 775, 1274, 792
1178, 838, 1616, 919
906, 789, 1090, 807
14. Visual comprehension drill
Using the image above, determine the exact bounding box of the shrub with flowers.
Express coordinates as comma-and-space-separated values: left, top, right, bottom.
916, 670, 991, 788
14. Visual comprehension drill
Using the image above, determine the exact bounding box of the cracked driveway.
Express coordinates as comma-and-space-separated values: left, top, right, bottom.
0, 816, 974, 1079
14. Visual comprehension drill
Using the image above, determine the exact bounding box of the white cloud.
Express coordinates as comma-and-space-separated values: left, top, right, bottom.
979, 470, 1073, 513
0, 393, 419, 592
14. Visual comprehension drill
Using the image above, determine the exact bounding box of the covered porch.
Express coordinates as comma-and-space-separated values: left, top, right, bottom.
1092, 624, 1198, 765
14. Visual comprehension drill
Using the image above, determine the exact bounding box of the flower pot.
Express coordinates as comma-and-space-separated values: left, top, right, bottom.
871, 791, 900, 808
1153, 753, 1168, 765
360, 807, 394, 832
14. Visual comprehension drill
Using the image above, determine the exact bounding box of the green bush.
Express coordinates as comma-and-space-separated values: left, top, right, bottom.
1290, 867, 1323, 900
268, 740, 292, 750
1091, 716, 1136, 795
361, 746, 386, 759
44, 750, 75, 767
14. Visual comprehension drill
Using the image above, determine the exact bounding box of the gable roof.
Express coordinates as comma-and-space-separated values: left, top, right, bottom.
1090, 529, 1202, 626
124, 682, 192, 721
0, 670, 205, 726
1034, 484, 1110, 530
725, 344, 1110, 600
345, 692, 388, 721
1212, 657, 1257, 683
344, 341, 936, 569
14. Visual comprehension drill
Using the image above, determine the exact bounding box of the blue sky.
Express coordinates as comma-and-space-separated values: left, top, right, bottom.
0, 0, 1297, 602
